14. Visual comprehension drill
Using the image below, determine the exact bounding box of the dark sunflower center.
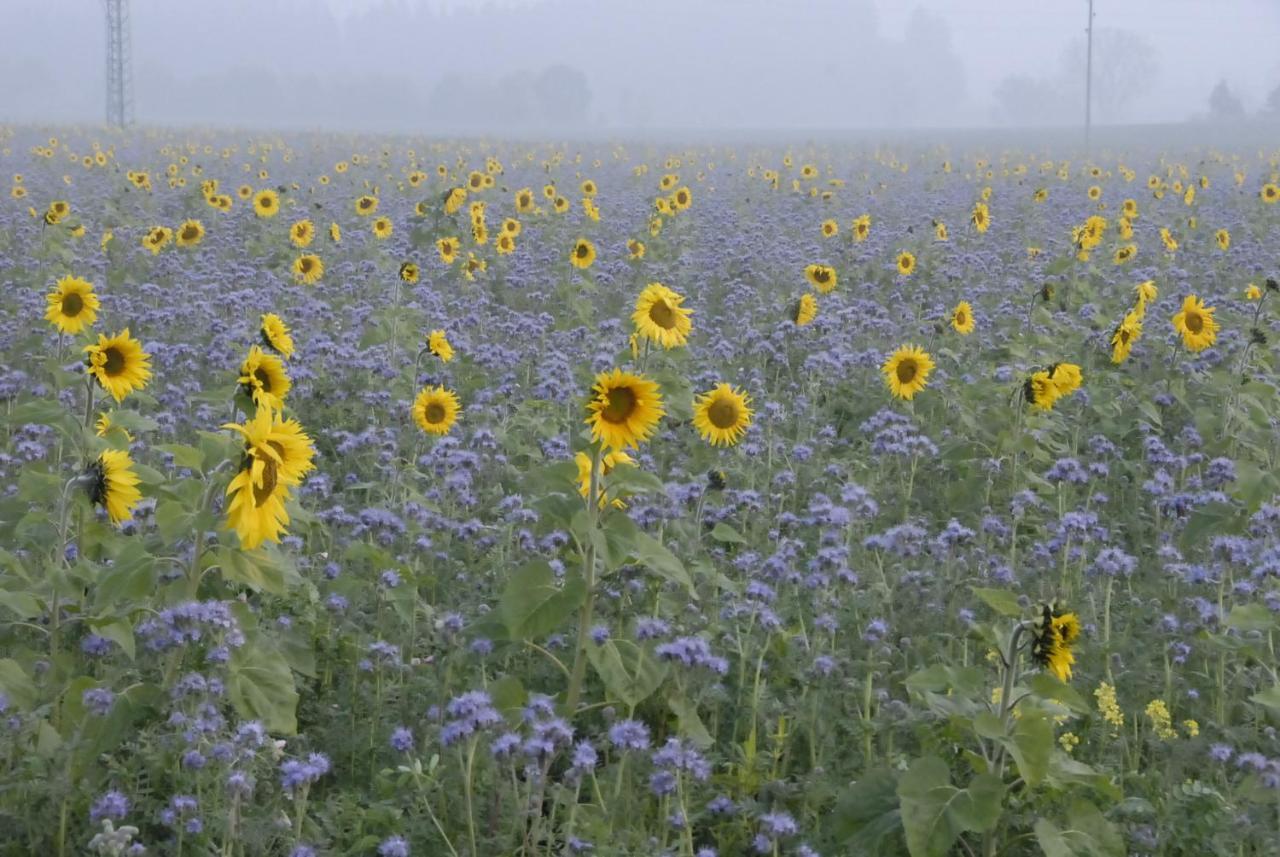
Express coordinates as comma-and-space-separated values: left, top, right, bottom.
648, 300, 677, 330
707, 399, 739, 429
956, 311, 967, 325
182, 225, 199, 241
252, 459, 279, 507
87, 461, 108, 505
62, 292, 84, 316
103, 346, 125, 377
1119, 329, 1131, 344
601, 386, 637, 423
254, 368, 272, 392
300, 258, 314, 273
813, 269, 829, 284
360, 199, 372, 210
896, 359, 917, 384
425, 403, 446, 424
576, 243, 590, 259
1186, 312, 1203, 333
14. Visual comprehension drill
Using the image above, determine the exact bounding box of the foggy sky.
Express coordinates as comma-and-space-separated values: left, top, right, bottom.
3, 0, 1278, 131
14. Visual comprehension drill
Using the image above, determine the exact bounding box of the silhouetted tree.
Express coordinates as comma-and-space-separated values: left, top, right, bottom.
1208, 80, 1245, 121
533, 65, 591, 126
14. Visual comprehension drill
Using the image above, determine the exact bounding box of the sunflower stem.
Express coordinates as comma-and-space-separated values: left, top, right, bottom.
564, 445, 603, 717
82, 375, 96, 433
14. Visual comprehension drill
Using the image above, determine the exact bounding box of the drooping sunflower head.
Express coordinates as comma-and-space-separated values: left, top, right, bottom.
1172, 294, 1218, 352
253, 189, 280, 218
45, 275, 100, 335
84, 328, 152, 402
896, 251, 916, 277
692, 383, 753, 447
176, 219, 205, 247
792, 293, 818, 327
293, 254, 324, 285
950, 300, 975, 335
239, 345, 292, 411
882, 345, 934, 401
86, 448, 142, 525
427, 329, 454, 363
1110, 311, 1143, 365
1030, 602, 1080, 683
1024, 370, 1058, 411
412, 386, 461, 436
804, 264, 837, 294
260, 313, 295, 358
570, 237, 596, 269
575, 449, 635, 509
632, 282, 693, 349
585, 368, 665, 451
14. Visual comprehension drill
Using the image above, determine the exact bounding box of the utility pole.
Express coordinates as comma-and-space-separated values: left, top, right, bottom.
104, 0, 134, 127
1084, 0, 1094, 148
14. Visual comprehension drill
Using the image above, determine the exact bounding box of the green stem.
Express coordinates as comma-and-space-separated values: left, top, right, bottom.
564, 445, 603, 715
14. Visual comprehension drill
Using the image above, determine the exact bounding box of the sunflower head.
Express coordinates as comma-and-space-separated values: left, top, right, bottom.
896, 251, 916, 277
882, 345, 934, 401
1030, 602, 1080, 683
239, 345, 292, 411
45, 275, 100, 335
293, 254, 324, 285
413, 386, 461, 436
427, 329, 454, 363
632, 283, 693, 349
950, 301, 974, 335
84, 329, 152, 402
1172, 294, 1218, 352
86, 448, 142, 525
792, 293, 818, 327
804, 264, 837, 294
585, 369, 665, 451
692, 383, 753, 447
260, 313, 295, 358
176, 219, 205, 247
290, 219, 315, 248
570, 238, 596, 269
399, 262, 420, 284
253, 189, 280, 218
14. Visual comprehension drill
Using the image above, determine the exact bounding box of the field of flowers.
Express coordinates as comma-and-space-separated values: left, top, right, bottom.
1, 125, 1280, 856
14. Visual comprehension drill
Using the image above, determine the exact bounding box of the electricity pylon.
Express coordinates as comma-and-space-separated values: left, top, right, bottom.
104, 0, 134, 127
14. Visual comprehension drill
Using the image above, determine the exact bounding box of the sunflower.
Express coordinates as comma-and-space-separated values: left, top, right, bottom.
570, 238, 596, 269
412, 386, 461, 436
95, 412, 132, 442
222, 408, 316, 549
86, 449, 142, 525
84, 329, 152, 402
882, 345, 934, 400
632, 283, 693, 349
1112, 244, 1136, 265
260, 313, 295, 358
44, 200, 70, 224
896, 251, 916, 277
1262, 183, 1280, 204
1246, 283, 1263, 301
1110, 310, 1142, 364
1159, 227, 1178, 253
1087, 185, 1102, 201
427, 329, 454, 362
805, 264, 837, 294
792, 293, 818, 327
329, 223, 341, 243
437, 237, 459, 265
445, 187, 467, 215
355, 195, 379, 216
1048, 362, 1082, 397
176, 219, 205, 247
1030, 603, 1081, 683
852, 214, 871, 242
575, 449, 635, 509
142, 226, 172, 255
399, 262, 420, 284
1134, 280, 1158, 317
692, 383, 753, 447
515, 187, 535, 212
585, 369, 664, 451
934, 220, 948, 241
464, 254, 487, 281
372, 217, 393, 240
581, 179, 598, 197
293, 254, 323, 285
239, 345, 291, 410
253, 189, 280, 218
970, 201, 990, 233
1215, 228, 1230, 251
950, 300, 974, 335
627, 239, 646, 260
290, 219, 315, 248
1172, 294, 1218, 352
501, 217, 522, 237
45, 275, 100, 334
671, 187, 692, 211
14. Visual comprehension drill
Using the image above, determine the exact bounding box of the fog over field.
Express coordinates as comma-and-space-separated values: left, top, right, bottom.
3, 0, 1279, 131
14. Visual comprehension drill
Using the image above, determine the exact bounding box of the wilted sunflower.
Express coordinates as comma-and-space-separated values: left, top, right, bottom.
45, 275, 100, 334
882, 345, 934, 401
576, 449, 635, 509
399, 262, 420, 284
1172, 294, 1218, 352
427, 329, 453, 362
570, 237, 596, 269
290, 219, 315, 248
222, 407, 316, 550
260, 313, 295, 358
239, 345, 291, 411
253, 189, 280, 218
804, 264, 837, 294
896, 251, 916, 277
1110, 310, 1142, 364
1030, 602, 1081, 683
585, 368, 665, 450
950, 300, 975, 335
692, 383, 753, 447
632, 282, 693, 349
372, 216, 393, 240
293, 254, 323, 285
175, 219, 205, 248
355, 194, 379, 216
792, 293, 818, 327
84, 328, 152, 402
85, 448, 142, 525
433, 236, 459, 265
412, 386, 461, 436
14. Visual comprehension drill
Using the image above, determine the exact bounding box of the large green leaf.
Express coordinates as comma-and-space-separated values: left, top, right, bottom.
667, 691, 713, 749
587, 639, 668, 708
0, 659, 38, 710
1034, 800, 1124, 857
228, 643, 299, 735
832, 770, 908, 855
974, 708, 1052, 787
897, 756, 1004, 857
971, 587, 1022, 617
499, 560, 586, 641
628, 530, 694, 594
